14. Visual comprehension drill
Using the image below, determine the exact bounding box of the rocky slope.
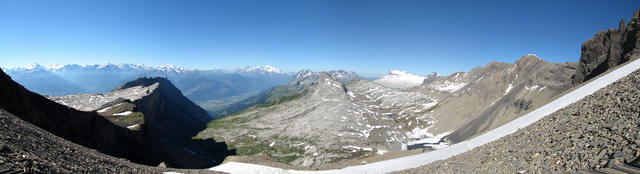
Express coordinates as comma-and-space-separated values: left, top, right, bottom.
47, 77, 232, 168
196, 70, 445, 167
0, 108, 163, 173
396, 9, 640, 173
396, 66, 640, 174
572, 9, 640, 84
0, 68, 164, 166
0, 108, 226, 173
420, 55, 577, 143
194, 55, 572, 167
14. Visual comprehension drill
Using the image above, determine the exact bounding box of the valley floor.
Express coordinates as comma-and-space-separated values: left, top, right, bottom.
208, 57, 640, 173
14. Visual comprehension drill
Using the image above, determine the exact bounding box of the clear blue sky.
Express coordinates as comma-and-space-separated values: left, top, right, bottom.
1, 0, 638, 77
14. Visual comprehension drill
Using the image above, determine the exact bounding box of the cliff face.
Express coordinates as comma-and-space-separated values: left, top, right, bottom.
129, 77, 231, 168
0, 68, 163, 166
130, 77, 211, 140
572, 9, 640, 83
0, 70, 231, 169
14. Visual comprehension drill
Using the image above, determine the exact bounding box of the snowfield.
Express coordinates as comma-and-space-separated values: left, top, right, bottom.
209, 58, 640, 174
373, 70, 425, 89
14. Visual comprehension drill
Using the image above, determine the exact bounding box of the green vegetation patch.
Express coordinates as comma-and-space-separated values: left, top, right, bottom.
256, 90, 308, 108
108, 112, 144, 127
227, 136, 308, 164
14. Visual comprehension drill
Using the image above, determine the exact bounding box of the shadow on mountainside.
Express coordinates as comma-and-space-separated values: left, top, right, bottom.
0, 69, 235, 169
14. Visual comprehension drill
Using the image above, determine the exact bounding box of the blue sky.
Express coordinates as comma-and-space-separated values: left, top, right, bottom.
0, 0, 638, 77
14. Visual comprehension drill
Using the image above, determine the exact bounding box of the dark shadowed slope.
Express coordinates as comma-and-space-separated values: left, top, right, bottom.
0, 68, 162, 166
0, 108, 164, 173
123, 77, 234, 168
0, 68, 232, 169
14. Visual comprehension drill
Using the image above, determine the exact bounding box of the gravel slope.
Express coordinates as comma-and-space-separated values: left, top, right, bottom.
395, 69, 640, 173
0, 108, 223, 174
0, 108, 164, 173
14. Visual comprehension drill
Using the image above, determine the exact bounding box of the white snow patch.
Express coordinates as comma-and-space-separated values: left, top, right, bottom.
504, 83, 513, 95
430, 82, 468, 93
113, 111, 133, 116
373, 70, 426, 89
126, 124, 140, 129
347, 91, 356, 98
406, 131, 451, 146
97, 107, 111, 113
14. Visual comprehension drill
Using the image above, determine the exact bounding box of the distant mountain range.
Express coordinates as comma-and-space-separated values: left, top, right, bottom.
3, 64, 294, 116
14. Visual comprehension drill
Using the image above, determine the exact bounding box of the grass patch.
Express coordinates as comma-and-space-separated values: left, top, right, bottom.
109, 112, 144, 127
256, 90, 307, 108
225, 136, 308, 164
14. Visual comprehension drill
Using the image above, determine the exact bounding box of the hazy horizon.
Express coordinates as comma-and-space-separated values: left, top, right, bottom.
1, 0, 639, 77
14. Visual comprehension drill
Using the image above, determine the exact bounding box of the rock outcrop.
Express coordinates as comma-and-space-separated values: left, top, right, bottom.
0, 68, 163, 166
572, 9, 640, 83
45, 76, 233, 168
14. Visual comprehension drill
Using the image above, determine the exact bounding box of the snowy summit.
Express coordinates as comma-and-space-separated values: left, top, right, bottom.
373, 70, 426, 89
233, 65, 282, 74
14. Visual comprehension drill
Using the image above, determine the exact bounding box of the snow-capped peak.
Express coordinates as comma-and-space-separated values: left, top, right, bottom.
45, 64, 65, 72
157, 64, 190, 73
10, 63, 195, 73
234, 65, 282, 74
373, 70, 426, 89
25, 63, 44, 70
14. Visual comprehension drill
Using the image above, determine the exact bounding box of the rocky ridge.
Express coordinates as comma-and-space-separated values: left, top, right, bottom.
572, 9, 640, 84
396, 66, 640, 174
435, 55, 577, 143
397, 9, 640, 173
47, 77, 231, 168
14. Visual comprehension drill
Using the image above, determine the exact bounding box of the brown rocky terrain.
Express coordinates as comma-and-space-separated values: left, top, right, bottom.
396, 9, 640, 173
396, 67, 640, 174
414, 55, 577, 143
